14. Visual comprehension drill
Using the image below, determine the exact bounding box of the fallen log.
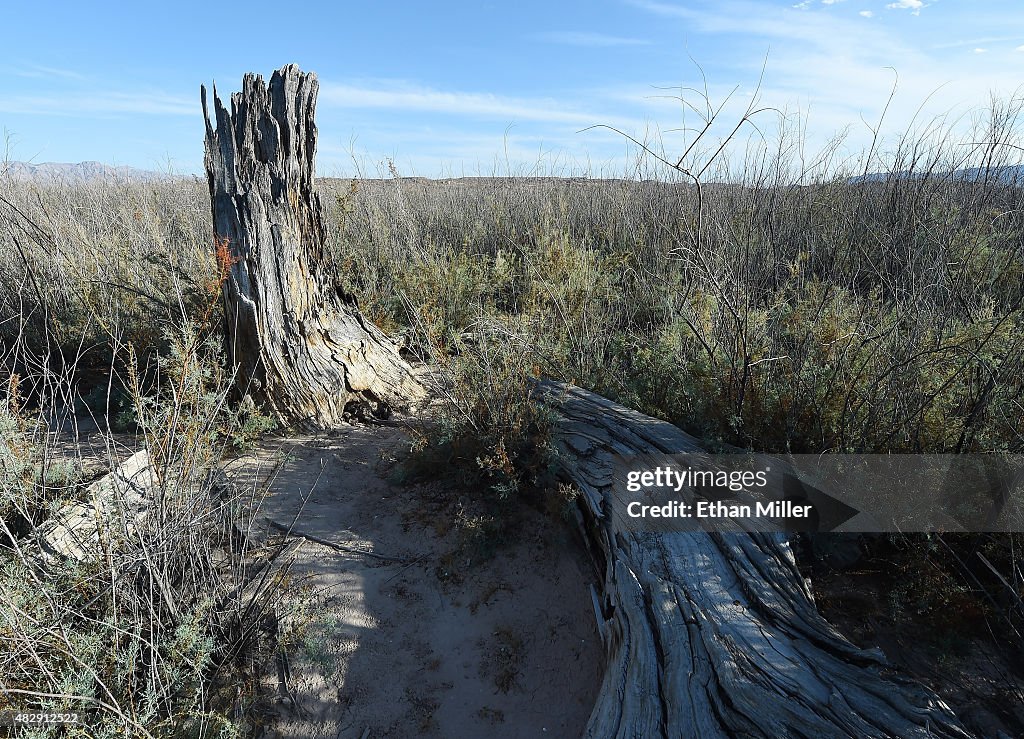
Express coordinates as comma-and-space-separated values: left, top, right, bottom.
542, 381, 971, 738
28, 450, 154, 566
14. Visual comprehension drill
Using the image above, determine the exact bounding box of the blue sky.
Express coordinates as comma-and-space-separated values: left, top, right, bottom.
2, 0, 1022, 178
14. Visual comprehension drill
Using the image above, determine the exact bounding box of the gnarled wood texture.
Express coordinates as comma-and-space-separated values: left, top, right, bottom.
541, 382, 971, 738
202, 65, 424, 428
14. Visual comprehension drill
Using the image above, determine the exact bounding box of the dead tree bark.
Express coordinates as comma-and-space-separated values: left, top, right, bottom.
201, 64, 424, 428
542, 382, 971, 738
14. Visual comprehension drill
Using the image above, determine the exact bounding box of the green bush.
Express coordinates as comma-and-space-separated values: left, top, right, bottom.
410, 326, 559, 504
321, 154, 1023, 455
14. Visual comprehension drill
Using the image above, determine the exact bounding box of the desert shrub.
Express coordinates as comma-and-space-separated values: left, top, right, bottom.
410, 324, 560, 505
0, 318, 285, 737
0, 383, 84, 540
0, 176, 217, 384
0, 171, 287, 736
320, 95, 1024, 455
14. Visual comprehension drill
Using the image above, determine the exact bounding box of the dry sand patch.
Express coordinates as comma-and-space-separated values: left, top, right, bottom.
227, 424, 602, 738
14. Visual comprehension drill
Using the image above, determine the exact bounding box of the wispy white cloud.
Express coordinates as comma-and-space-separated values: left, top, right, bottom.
319, 81, 636, 128
1, 63, 193, 117
629, 0, 910, 56
625, 0, 1024, 172
859, 10, 874, 17
317, 123, 643, 178
533, 31, 652, 47
1017, 45, 1024, 52
314, 79, 688, 177
794, 0, 848, 9
8, 63, 88, 81
974, 48, 988, 54
886, 0, 927, 14
0, 91, 195, 117
930, 36, 1022, 50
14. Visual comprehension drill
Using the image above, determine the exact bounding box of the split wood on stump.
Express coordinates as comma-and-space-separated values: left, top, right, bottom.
201, 65, 972, 737
202, 64, 424, 428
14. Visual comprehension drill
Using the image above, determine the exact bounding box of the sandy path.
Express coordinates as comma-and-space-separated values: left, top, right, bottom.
226, 423, 602, 738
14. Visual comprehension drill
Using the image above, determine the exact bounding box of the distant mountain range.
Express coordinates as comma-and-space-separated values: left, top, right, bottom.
4, 160, 1022, 187
1, 160, 172, 183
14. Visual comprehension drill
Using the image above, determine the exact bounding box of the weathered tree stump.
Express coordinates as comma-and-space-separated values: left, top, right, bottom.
202, 64, 424, 428
542, 381, 970, 738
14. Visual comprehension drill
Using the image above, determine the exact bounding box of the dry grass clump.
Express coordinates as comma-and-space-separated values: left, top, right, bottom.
0, 323, 286, 737
0, 175, 214, 391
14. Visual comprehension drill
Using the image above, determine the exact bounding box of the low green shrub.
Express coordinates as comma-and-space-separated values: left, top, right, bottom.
0, 323, 285, 738
406, 324, 560, 510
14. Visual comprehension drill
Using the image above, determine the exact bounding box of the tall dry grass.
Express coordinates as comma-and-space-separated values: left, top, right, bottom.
326, 107, 1024, 456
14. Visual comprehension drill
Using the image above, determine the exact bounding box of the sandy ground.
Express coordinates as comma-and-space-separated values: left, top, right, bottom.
225, 423, 603, 739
